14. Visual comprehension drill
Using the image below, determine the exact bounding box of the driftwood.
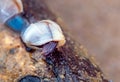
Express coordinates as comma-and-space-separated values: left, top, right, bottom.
0, 0, 109, 82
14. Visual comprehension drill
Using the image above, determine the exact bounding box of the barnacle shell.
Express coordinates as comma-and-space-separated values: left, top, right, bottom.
0, 0, 23, 23
21, 20, 66, 49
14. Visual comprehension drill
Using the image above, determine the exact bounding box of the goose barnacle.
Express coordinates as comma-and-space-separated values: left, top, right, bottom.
0, 0, 23, 23
21, 20, 66, 56
0, 0, 65, 56
0, 0, 28, 32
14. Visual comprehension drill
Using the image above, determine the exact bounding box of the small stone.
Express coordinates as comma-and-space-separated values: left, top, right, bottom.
18, 75, 41, 82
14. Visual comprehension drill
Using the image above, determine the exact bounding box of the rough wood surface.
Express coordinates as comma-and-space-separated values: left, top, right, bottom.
0, 0, 109, 82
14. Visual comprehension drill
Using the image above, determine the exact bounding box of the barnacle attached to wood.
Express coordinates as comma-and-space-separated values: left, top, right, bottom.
0, 0, 23, 23
0, 0, 29, 32
21, 20, 66, 55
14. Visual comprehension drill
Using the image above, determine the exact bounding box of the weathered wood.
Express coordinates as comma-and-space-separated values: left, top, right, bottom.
0, 0, 109, 82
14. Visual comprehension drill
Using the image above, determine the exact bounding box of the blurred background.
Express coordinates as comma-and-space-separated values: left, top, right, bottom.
45, 0, 120, 82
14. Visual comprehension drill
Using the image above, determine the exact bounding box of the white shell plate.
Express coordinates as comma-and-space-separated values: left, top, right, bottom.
21, 20, 66, 49
0, 0, 23, 23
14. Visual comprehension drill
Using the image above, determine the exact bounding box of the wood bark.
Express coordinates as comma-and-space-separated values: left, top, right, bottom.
0, 0, 109, 82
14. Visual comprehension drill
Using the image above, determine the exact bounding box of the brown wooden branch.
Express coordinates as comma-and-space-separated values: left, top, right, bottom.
0, 0, 109, 82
